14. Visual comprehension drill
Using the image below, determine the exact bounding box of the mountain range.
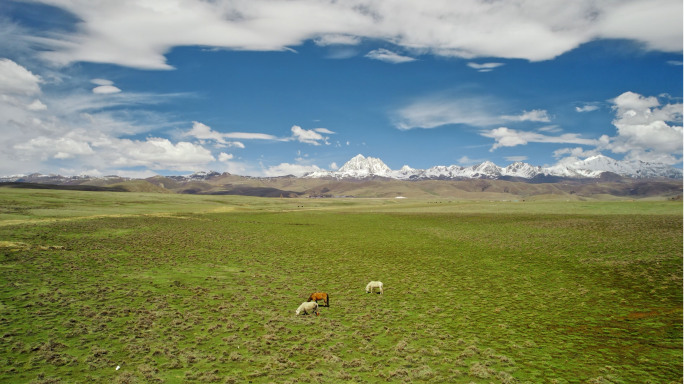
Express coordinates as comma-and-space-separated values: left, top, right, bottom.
305, 154, 683, 180
1, 154, 681, 200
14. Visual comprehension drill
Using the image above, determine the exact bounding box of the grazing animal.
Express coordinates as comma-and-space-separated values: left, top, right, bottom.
307, 292, 330, 307
366, 281, 384, 294
295, 301, 319, 316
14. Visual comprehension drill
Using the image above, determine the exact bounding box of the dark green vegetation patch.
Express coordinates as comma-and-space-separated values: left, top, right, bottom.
0, 189, 681, 383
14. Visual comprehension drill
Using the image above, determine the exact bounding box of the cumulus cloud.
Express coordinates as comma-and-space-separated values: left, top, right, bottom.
365, 49, 416, 64
110, 137, 215, 170
0, 60, 221, 176
481, 127, 600, 151
603, 91, 682, 163
0, 58, 42, 95
545, 92, 682, 166
14, 136, 94, 160
218, 152, 234, 162
21, 0, 682, 69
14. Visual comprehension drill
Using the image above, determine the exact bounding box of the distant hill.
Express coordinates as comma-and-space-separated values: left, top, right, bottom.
0, 182, 128, 192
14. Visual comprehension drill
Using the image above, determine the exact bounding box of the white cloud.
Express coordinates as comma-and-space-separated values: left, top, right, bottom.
467, 62, 505, 72
0, 60, 219, 175
602, 91, 683, 163
575, 104, 600, 112
187, 122, 332, 149
457, 156, 487, 166
15, 136, 94, 159
186, 121, 270, 147
290, 125, 330, 145
595, 0, 682, 53
314, 34, 361, 46
395, 95, 552, 131
262, 162, 323, 177
23, 0, 682, 69
537, 125, 562, 133
111, 137, 215, 170
0, 58, 42, 95
218, 152, 234, 162
481, 127, 600, 151
500, 91, 683, 166
365, 49, 416, 64
27, 99, 47, 111
394, 95, 501, 130
222, 132, 278, 140
501, 109, 551, 123
92, 85, 122, 94
553, 146, 602, 160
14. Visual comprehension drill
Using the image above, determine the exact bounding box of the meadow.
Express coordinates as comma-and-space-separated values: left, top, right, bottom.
0, 187, 681, 383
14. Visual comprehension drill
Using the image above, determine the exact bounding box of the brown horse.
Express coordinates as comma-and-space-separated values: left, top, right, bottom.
307, 292, 329, 307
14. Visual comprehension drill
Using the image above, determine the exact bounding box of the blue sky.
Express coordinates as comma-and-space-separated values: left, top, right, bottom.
0, 0, 682, 177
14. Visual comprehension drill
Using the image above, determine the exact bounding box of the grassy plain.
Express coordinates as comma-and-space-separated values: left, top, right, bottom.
0, 187, 681, 383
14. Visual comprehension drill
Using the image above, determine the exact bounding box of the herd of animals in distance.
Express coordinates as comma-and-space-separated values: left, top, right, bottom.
295, 281, 384, 316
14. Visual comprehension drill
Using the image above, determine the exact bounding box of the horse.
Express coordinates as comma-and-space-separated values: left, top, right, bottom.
307, 292, 330, 307
366, 281, 384, 294
295, 301, 319, 316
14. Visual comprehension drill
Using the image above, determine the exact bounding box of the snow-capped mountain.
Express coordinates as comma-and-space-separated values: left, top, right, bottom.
2, 154, 681, 185
304, 154, 683, 180
337, 154, 392, 177
546, 155, 684, 179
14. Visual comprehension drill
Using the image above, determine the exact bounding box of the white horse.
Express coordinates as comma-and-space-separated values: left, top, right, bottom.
295, 301, 319, 315
365, 281, 384, 294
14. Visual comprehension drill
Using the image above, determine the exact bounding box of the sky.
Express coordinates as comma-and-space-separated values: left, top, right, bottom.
0, 0, 682, 178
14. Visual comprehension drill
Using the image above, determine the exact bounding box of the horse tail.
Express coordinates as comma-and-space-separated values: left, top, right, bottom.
326, 293, 330, 307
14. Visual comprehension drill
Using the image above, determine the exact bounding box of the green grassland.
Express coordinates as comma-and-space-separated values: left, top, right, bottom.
0, 188, 681, 383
